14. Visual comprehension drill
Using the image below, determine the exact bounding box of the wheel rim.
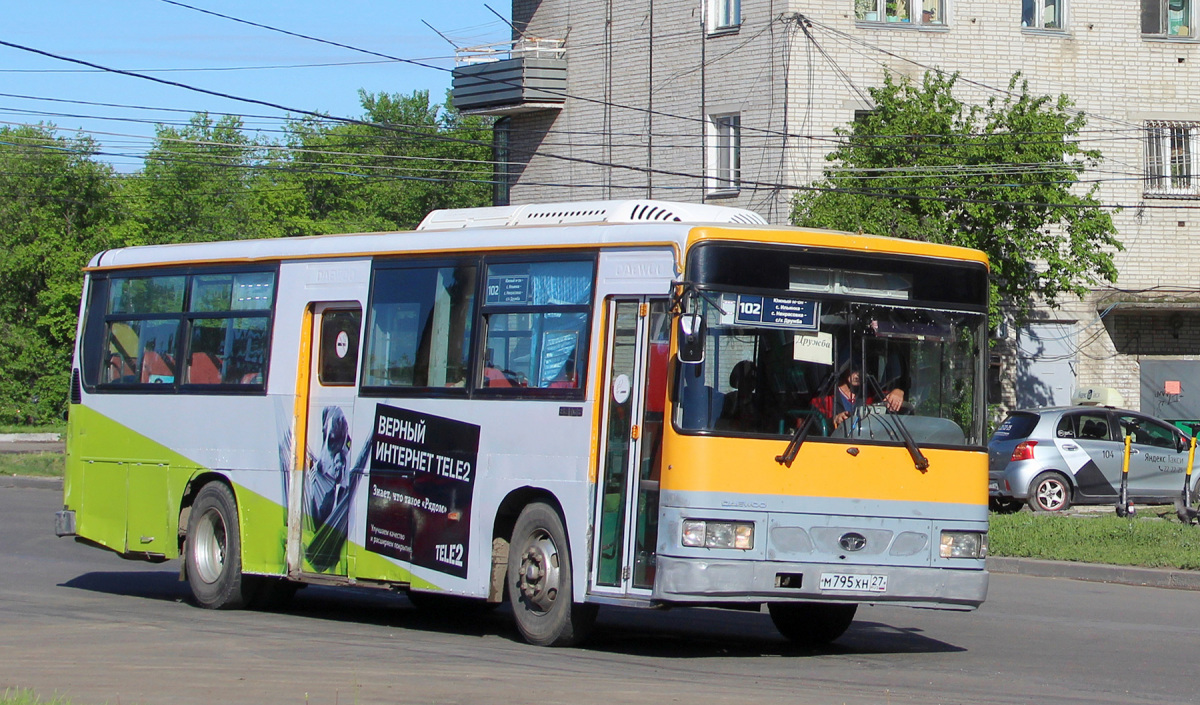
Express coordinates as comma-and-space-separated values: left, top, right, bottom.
1035, 479, 1066, 511
518, 529, 561, 614
192, 507, 228, 584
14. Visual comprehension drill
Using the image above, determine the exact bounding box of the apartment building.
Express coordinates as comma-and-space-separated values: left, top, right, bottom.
452, 0, 1200, 420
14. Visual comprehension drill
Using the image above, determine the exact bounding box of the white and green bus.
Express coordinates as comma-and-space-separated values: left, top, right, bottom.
57, 199, 991, 647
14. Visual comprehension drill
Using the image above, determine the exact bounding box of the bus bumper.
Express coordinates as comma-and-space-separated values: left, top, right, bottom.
55, 510, 76, 537
653, 556, 988, 609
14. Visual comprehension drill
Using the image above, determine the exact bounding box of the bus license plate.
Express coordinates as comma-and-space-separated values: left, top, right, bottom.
819, 573, 887, 593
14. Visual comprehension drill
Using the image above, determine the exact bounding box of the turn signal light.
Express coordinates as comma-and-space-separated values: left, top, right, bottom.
1010, 440, 1038, 462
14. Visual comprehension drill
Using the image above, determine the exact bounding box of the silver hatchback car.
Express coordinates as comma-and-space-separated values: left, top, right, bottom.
988, 406, 1199, 512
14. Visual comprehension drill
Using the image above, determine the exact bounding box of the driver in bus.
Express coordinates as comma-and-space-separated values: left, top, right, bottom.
812, 366, 905, 430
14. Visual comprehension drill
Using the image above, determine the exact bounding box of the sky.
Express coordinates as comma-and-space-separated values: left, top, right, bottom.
1, 0, 512, 170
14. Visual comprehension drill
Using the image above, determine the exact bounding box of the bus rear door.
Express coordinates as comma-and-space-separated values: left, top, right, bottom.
292, 302, 363, 578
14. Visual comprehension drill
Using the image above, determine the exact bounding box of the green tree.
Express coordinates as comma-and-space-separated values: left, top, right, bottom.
0, 125, 121, 423
0, 91, 493, 425
285, 90, 493, 233
791, 71, 1122, 326
123, 113, 301, 244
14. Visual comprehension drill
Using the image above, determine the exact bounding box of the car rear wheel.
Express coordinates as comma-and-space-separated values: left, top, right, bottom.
1028, 472, 1071, 512
989, 497, 1024, 514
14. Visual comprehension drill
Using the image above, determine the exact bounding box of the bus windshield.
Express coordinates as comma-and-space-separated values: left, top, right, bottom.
675, 291, 987, 448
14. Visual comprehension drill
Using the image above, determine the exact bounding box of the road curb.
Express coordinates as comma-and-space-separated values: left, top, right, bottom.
0, 433, 61, 442
988, 555, 1200, 591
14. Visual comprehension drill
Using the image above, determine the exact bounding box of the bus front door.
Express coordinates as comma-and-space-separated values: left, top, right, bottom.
293, 303, 363, 578
593, 297, 668, 596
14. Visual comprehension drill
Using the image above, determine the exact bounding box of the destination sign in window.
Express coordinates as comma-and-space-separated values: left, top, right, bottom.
733, 295, 819, 331
486, 275, 530, 305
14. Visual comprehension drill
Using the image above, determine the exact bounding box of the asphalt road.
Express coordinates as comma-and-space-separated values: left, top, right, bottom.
4, 479, 1199, 705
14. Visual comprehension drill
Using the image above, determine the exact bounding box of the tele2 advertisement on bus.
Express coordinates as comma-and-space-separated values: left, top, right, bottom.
365, 403, 480, 579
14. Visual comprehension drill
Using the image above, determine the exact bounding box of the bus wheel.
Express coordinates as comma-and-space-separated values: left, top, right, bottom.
185, 482, 253, 610
507, 502, 597, 646
768, 602, 857, 647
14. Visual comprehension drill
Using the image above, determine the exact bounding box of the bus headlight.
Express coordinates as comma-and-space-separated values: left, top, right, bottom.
682, 520, 754, 549
940, 531, 988, 559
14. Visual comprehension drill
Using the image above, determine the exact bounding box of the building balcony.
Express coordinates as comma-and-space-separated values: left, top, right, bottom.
451, 38, 566, 116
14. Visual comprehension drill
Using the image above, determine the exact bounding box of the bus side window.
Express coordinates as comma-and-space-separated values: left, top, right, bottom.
363, 263, 477, 390
186, 272, 273, 390
104, 321, 139, 384
318, 309, 362, 387
482, 349, 514, 388
479, 259, 593, 393
139, 347, 176, 384
91, 269, 275, 392
187, 352, 223, 385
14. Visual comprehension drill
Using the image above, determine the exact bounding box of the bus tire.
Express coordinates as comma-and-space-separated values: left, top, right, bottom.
185, 482, 253, 610
507, 502, 597, 647
768, 602, 857, 647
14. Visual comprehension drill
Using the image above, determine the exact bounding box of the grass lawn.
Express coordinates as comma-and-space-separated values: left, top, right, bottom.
0, 453, 64, 477
0, 424, 65, 435
989, 508, 1200, 570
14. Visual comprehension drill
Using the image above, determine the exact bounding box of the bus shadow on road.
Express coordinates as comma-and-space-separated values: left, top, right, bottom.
58, 573, 964, 657
60, 570, 521, 641
585, 605, 965, 658
61, 570, 190, 602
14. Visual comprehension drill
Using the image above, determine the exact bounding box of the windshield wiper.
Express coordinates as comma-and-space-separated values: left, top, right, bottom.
776, 412, 818, 467
883, 412, 930, 472
776, 370, 838, 467
863, 375, 929, 472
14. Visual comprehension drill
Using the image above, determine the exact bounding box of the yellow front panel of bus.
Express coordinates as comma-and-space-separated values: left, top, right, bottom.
660, 427, 987, 506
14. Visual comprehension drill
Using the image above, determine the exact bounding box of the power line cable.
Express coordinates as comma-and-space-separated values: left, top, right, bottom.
0, 58, 428, 74
796, 13, 1143, 132
153, 0, 838, 144
0, 38, 1181, 210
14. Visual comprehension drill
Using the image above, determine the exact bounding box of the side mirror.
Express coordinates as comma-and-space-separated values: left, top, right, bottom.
677, 313, 706, 364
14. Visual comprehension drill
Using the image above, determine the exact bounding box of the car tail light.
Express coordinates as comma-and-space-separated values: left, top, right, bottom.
1010, 440, 1038, 462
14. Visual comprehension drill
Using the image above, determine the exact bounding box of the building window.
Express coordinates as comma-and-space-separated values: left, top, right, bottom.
493, 116, 510, 207
1142, 0, 1193, 37
855, 0, 945, 25
709, 0, 740, 31
1022, 0, 1064, 28
1146, 121, 1200, 197
708, 113, 741, 195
